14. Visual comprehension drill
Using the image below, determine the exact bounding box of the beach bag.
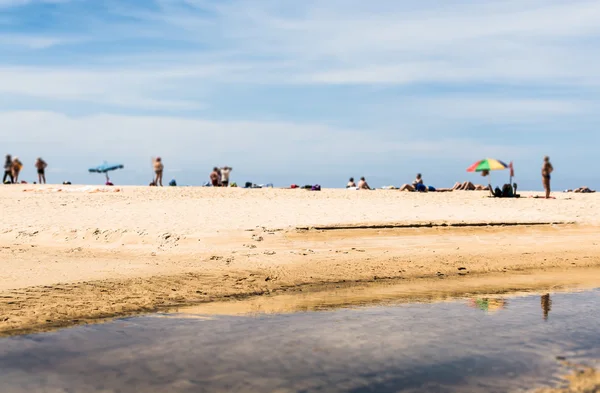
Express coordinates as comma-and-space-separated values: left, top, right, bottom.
311, 184, 321, 191
169, 179, 177, 186
494, 187, 502, 198
245, 182, 252, 188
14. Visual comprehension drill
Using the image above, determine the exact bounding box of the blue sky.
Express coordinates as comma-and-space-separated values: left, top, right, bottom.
1, 0, 599, 189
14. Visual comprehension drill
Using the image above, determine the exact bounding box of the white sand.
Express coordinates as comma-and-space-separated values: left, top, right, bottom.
2, 186, 598, 240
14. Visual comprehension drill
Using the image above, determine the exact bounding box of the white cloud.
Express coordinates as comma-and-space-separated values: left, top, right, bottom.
2, 0, 600, 113
398, 98, 590, 121
0, 66, 209, 110
122, 0, 600, 86
0, 110, 533, 169
0, 35, 69, 49
0, 0, 68, 8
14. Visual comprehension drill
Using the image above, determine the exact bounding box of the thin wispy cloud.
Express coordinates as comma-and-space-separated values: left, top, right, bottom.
0, 0, 598, 188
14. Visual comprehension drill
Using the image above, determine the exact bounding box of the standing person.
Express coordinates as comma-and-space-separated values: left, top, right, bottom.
3, 155, 13, 184
35, 157, 48, 184
12, 157, 23, 183
542, 156, 554, 199
210, 167, 220, 187
153, 157, 164, 186
220, 166, 232, 187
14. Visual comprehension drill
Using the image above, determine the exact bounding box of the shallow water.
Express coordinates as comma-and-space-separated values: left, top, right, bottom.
0, 290, 598, 393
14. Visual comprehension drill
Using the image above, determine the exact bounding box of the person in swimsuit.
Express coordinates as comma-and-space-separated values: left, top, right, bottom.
11, 157, 23, 183
347, 177, 356, 188
153, 157, 164, 186
358, 177, 371, 190
35, 157, 47, 184
400, 173, 426, 192
542, 156, 553, 199
210, 167, 220, 186
3, 154, 13, 184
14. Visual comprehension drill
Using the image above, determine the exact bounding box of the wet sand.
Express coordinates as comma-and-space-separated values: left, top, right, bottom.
535, 362, 600, 393
1, 186, 600, 335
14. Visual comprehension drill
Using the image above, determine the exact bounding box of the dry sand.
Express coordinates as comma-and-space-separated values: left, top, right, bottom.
1, 185, 600, 335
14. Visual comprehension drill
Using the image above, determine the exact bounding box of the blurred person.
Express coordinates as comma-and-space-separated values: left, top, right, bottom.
35, 157, 48, 184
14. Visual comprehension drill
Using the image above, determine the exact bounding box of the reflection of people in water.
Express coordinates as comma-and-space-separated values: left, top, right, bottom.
468, 298, 507, 314
541, 294, 552, 321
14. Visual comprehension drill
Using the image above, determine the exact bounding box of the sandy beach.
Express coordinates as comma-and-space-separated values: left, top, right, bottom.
1, 185, 600, 335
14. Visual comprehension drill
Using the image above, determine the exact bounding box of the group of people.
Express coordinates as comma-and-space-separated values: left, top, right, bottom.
346, 177, 372, 190
151, 157, 233, 187
0, 155, 566, 198
3, 155, 47, 185
210, 166, 232, 187
344, 157, 556, 199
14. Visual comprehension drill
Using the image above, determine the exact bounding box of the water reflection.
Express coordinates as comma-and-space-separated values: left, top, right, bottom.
0, 289, 597, 393
468, 298, 507, 314
541, 294, 552, 321
467, 294, 554, 322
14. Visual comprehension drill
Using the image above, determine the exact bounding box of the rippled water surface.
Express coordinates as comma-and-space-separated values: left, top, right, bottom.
0, 289, 598, 393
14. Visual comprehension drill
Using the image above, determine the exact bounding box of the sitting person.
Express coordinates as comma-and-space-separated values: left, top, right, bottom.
358, 177, 371, 190
400, 173, 425, 192
413, 173, 428, 192
347, 177, 356, 188
491, 183, 520, 198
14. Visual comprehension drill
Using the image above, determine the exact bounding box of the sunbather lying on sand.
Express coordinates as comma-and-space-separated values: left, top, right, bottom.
571, 187, 596, 193
452, 181, 489, 191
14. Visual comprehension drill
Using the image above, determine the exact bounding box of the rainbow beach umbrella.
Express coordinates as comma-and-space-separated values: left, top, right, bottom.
466, 158, 508, 173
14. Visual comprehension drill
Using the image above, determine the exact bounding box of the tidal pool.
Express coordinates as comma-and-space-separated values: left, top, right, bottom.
0, 289, 598, 392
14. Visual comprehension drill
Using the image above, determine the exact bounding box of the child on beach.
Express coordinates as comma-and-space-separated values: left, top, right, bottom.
153, 157, 164, 187
35, 157, 47, 184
